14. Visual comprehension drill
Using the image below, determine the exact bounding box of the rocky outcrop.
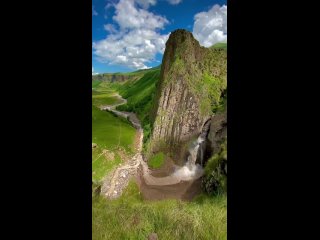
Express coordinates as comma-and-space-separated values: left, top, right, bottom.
149, 29, 227, 162
202, 108, 227, 194
207, 109, 227, 156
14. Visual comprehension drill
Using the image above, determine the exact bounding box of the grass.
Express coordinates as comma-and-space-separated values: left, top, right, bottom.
92, 153, 122, 182
92, 106, 136, 182
113, 68, 161, 145
115, 68, 160, 125
92, 91, 122, 107
92, 79, 102, 88
92, 106, 136, 153
148, 152, 165, 169
92, 181, 227, 240
211, 42, 227, 49
92, 80, 137, 182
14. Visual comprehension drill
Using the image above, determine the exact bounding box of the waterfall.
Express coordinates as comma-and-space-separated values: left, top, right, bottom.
187, 135, 205, 167
172, 135, 205, 181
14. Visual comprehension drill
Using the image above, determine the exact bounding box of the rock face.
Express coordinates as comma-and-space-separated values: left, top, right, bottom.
149, 29, 227, 161
202, 108, 227, 194
207, 109, 227, 156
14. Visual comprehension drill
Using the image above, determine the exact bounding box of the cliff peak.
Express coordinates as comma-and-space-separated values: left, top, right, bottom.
149, 29, 227, 163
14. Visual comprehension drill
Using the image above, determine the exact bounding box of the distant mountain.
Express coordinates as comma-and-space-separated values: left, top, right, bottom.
92, 65, 161, 83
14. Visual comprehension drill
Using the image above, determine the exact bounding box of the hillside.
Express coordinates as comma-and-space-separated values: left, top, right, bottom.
93, 66, 161, 144
92, 66, 160, 82
211, 42, 227, 49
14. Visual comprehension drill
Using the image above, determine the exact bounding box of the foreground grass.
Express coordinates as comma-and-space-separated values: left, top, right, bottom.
148, 152, 165, 169
92, 181, 227, 240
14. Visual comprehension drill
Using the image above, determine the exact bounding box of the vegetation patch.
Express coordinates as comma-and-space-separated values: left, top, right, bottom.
92, 104, 136, 181
148, 152, 165, 169
203, 140, 227, 194
211, 42, 227, 49
92, 151, 122, 182
92, 80, 102, 88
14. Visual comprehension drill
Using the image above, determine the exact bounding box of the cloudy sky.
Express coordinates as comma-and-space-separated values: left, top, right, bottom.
92, 0, 227, 74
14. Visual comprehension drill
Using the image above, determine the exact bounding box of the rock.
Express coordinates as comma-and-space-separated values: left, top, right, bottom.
207, 110, 227, 156
92, 143, 97, 148
147, 233, 158, 240
149, 29, 226, 161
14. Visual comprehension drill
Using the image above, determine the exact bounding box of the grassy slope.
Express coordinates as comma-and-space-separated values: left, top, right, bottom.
93, 181, 227, 240
113, 67, 161, 145
92, 79, 102, 88
211, 42, 227, 49
92, 81, 136, 182
115, 67, 160, 124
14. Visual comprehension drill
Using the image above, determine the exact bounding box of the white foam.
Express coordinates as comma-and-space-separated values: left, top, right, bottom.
172, 163, 204, 181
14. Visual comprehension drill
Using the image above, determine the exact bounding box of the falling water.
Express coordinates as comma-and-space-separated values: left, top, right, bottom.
172, 135, 205, 181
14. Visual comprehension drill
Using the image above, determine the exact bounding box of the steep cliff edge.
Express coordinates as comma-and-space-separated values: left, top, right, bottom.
148, 29, 227, 162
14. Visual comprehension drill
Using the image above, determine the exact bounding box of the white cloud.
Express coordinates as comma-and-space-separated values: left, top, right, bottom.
193, 4, 227, 47
167, 0, 182, 5
136, 0, 157, 9
113, 0, 168, 30
93, 0, 170, 69
92, 6, 98, 16
105, 2, 114, 9
104, 24, 117, 33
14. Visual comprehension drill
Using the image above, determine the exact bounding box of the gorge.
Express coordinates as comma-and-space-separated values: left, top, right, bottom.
93, 29, 227, 200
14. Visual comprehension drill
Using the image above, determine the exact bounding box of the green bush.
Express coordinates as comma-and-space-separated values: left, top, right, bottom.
203, 141, 227, 194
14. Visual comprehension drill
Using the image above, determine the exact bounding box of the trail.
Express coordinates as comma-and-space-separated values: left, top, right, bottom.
98, 92, 203, 199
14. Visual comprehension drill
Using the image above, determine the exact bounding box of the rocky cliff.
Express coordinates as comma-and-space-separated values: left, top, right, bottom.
149, 29, 227, 162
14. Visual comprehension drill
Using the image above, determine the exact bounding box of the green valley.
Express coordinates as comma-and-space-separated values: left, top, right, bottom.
92, 30, 227, 240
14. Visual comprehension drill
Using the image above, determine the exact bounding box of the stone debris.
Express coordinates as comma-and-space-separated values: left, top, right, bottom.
148, 233, 158, 240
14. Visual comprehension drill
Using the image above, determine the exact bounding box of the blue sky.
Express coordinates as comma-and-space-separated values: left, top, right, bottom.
92, 0, 227, 74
